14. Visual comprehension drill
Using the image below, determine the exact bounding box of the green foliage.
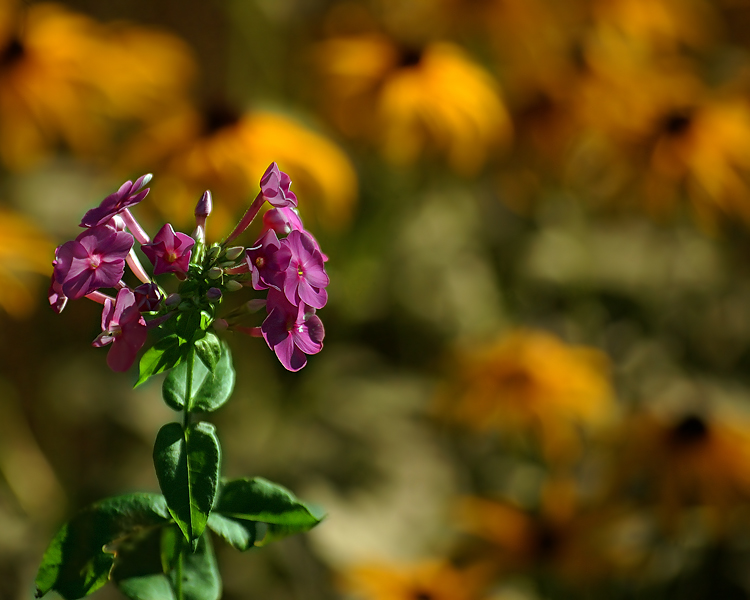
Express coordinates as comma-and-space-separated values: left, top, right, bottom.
113, 528, 221, 600
153, 422, 221, 548
214, 477, 325, 547
194, 332, 222, 372
162, 342, 235, 412
136, 335, 187, 387
206, 513, 264, 552
34, 494, 169, 600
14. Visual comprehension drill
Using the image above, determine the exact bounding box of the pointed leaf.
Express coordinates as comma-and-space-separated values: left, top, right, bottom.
162, 358, 209, 412
173, 532, 222, 600
35, 494, 169, 600
206, 512, 264, 552
153, 423, 221, 547
136, 335, 186, 387
195, 332, 221, 372
215, 478, 324, 546
114, 526, 221, 600
162, 343, 235, 413
111, 526, 175, 600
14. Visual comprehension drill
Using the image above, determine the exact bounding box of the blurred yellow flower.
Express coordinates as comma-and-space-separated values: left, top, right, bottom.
0, 208, 53, 318
341, 560, 489, 600
457, 480, 618, 582
122, 104, 357, 235
614, 409, 750, 516
438, 329, 614, 462
0, 0, 194, 170
316, 35, 511, 175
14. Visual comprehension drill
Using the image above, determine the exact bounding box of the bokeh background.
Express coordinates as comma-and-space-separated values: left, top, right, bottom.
5, 0, 750, 598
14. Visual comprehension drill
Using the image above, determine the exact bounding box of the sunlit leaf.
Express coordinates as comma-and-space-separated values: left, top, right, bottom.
35, 494, 169, 600
153, 422, 221, 547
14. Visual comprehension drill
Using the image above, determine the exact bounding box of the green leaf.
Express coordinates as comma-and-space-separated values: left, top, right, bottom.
215, 478, 324, 547
153, 422, 221, 548
111, 526, 175, 600
136, 335, 186, 388
114, 526, 221, 600
175, 311, 203, 343
35, 494, 169, 600
162, 343, 235, 413
195, 332, 221, 372
173, 532, 222, 600
206, 513, 265, 552
162, 358, 208, 412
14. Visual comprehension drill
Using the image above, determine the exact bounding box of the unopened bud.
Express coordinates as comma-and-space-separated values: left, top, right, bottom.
206, 287, 222, 302
207, 246, 221, 261
194, 190, 212, 218
246, 298, 267, 313
224, 279, 243, 292
224, 246, 244, 261
165, 293, 182, 307
213, 318, 228, 331
208, 267, 223, 279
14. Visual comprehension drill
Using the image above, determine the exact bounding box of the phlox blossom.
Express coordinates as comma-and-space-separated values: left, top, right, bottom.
283, 230, 329, 309
261, 289, 324, 372
53, 225, 134, 299
92, 288, 148, 372
141, 223, 195, 276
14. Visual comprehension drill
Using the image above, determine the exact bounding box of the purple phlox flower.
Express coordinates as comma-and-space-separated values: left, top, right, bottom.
48, 275, 67, 314
134, 282, 163, 312
53, 225, 134, 299
262, 206, 303, 236
261, 289, 324, 372
262, 207, 328, 261
260, 162, 297, 208
141, 223, 195, 276
92, 288, 148, 372
245, 230, 291, 291
282, 230, 329, 309
80, 174, 152, 228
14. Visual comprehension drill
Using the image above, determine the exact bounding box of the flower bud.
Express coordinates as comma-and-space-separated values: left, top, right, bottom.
213, 318, 228, 331
207, 287, 222, 302
194, 190, 212, 218
246, 298, 267, 313
208, 266, 223, 279
224, 246, 244, 261
207, 246, 221, 261
165, 293, 182, 307
224, 279, 243, 292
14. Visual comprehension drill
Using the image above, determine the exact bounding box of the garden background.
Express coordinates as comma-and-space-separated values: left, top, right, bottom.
4, 0, 750, 598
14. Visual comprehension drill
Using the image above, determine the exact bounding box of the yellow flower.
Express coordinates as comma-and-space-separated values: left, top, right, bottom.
614, 408, 750, 516
0, 0, 194, 170
341, 560, 489, 600
121, 104, 357, 236
316, 35, 511, 175
0, 208, 53, 318
438, 329, 614, 462
457, 480, 622, 582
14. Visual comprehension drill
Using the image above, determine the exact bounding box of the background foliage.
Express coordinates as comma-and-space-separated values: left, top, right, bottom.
5, 0, 750, 598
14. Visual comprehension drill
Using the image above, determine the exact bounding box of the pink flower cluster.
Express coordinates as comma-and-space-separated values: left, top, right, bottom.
49, 163, 328, 374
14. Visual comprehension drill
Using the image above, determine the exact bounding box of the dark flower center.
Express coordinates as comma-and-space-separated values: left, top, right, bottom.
399, 47, 423, 68
412, 591, 433, 600
663, 111, 692, 136
0, 38, 24, 67
670, 414, 709, 445
534, 522, 561, 558
202, 102, 242, 135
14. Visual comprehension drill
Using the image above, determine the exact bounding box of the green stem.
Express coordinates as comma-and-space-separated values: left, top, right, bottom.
175, 348, 194, 600
183, 348, 195, 430
175, 547, 184, 600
